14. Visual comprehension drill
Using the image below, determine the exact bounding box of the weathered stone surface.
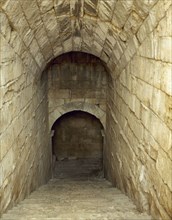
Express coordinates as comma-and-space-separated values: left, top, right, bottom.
54, 0, 70, 16
84, 0, 98, 17
98, 0, 116, 21
1, 178, 151, 220
47, 52, 107, 130
0, 1, 171, 220
37, 0, 53, 14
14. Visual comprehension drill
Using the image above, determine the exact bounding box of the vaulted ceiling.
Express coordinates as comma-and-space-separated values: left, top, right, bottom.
1, 0, 159, 75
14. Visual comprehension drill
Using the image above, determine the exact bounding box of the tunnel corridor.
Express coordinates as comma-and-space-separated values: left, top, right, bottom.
1, 0, 172, 220
51, 111, 104, 179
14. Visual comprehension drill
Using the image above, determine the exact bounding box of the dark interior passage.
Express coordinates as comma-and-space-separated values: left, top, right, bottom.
52, 111, 104, 178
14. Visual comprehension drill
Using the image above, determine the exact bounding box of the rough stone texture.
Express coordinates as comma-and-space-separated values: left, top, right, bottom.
105, 2, 172, 220
0, 35, 51, 214
1, 177, 151, 220
47, 52, 107, 129
0, 0, 171, 219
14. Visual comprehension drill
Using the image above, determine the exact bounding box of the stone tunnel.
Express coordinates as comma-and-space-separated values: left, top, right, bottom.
0, 0, 172, 220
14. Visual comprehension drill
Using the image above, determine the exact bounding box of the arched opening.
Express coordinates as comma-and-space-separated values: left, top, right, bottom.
51, 111, 104, 179
47, 51, 111, 179
1, 1, 171, 219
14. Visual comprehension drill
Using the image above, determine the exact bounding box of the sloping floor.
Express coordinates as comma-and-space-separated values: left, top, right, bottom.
1, 159, 152, 220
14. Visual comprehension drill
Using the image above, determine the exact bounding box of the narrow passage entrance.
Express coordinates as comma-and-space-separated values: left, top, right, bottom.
51, 111, 104, 179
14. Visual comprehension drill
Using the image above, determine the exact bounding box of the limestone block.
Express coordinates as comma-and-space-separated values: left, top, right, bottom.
157, 6, 172, 37
0, 35, 14, 67
143, 10, 158, 35
48, 98, 65, 109
11, 56, 23, 80
122, 51, 130, 65
150, 113, 171, 153
54, 0, 70, 16
159, 182, 172, 218
113, 41, 123, 61
150, 0, 172, 35
121, 85, 131, 107
53, 43, 63, 58
81, 18, 96, 43
22, 29, 35, 48
151, 88, 167, 121
19, 0, 42, 29
127, 111, 144, 141
124, 11, 143, 35
54, 89, 71, 99
21, 51, 39, 76
2, 0, 23, 29
141, 103, 152, 130
112, 0, 132, 29
125, 35, 140, 59
1, 83, 15, 107
100, 51, 109, 64
0, 11, 11, 42
37, 0, 54, 13
84, 0, 98, 17
29, 39, 45, 67
91, 41, 102, 57
34, 25, 50, 48
70, 0, 84, 18
64, 98, 84, 104
139, 31, 171, 63
63, 101, 84, 112
129, 95, 141, 119
98, 0, 116, 21
95, 21, 108, 44
41, 10, 59, 42
134, 57, 155, 86
1, 128, 13, 160
135, 79, 153, 107
137, 23, 147, 43
144, 129, 159, 159
1, 148, 14, 181
0, 164, 2, 188
62, 38, 73, 54
125, 66, 132, 91
99, 104, 106, 112
9, 32, 26, 57
103, 29, 117, 55
156, 149, 172, 191
134, 0, 158, 19
138, 32, 156, 58
72, 36, 82, 51
160, 63, 172, 96
0, 64, 12, 88
119, 69, 127, 87
159, 37, 172, 62
58, 15, 72, 36
1, 175, 13, 211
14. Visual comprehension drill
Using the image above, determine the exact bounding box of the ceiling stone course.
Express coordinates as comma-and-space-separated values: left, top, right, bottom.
0, 0, 165, 76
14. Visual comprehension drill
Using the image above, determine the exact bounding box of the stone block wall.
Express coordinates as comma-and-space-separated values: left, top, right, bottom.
1, 1, 171, 219
105, 2, 172, 220
0, 35, 51, 215
47, 52, 107, 129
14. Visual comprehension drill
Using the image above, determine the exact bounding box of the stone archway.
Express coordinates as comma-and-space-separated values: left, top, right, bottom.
51, 110, 104, 178
49, 101, 106, 130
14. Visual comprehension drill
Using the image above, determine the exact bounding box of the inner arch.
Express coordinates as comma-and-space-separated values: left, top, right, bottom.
51, 111, 104, 178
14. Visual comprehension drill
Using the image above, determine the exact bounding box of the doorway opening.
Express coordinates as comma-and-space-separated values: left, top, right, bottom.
51, 111, 104, 179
